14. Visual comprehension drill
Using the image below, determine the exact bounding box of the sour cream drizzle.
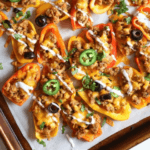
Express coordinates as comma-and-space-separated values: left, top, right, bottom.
6, 28, 37, 51
32, 96, 58, 122
122, 69, 133, 95
111, 54, 116, 61
136, 12, 150, 29
63, 110, 95, 125
127, 41, 136, 51
88, 30, 108, 51
95, 80, 124, 97
15, 82, 33, 95
66, 134, 75, 148
40, 45, 66, 62
51, 68, 73, 93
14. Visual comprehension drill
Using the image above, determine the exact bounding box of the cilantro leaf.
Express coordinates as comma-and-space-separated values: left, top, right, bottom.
97, 50, 106, 61
95, 97, 101, 105
78, 87, 84, 92
125, 17, 131, 24
59, 99, 62, 103
37, 139, 46, 147
110, 86, 121, 98
81, 104, 85, 112
102, 117, 107, 127
115, 0, 128, 15
52, 71, 58, 75
61, 106, 65, 110
12, 17, 17, 23
39, 122, 45, 130
69, 66, 78, 75
0, 63, 3, 70
22, 11, 31, 20
86, 111, 94, 118
2, 21, 10, 29
14, 34, 22, 40
62, 125, 65, 134
16, 11, 23, 18
100, 73, 110, 77
145, 74, 150, 81
112, 20, 118, 24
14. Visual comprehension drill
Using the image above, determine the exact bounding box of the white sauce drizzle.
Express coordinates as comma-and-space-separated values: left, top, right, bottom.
88, 30, 108, 51
95, 80, 124, 97
32, 96, 59, 122
66, 134, 75, 148
127, 41, 136, 51
77, 67, 86, 75
51, 68, 73, 93
125, 0, 130, 5
111, 54, 116, 61
122, 69, 133, 95
40, 45, 66, 62
112, 32, 115, 36
6, 28, 37, 51
137, 12, 150, 29
15, 82, 33, 95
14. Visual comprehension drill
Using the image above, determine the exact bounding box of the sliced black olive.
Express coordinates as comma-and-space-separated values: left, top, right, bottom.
131, 29, 143, 41
94, 81, 103, 92
13, 8, 21, 13
35, 15, 47, 27
3, 20, 12, 28
24, 52, 36, 59
48, 103, 59, 113
100, 93, 111, 101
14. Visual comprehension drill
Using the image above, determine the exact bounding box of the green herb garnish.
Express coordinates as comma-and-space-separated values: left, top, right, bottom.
86, 111, 94, 118
14, 34, 22, 40
37, 139, 46, 147
59, 99, 62, 103
62, 125, 65, 134
110, 86, 121, 98
52, 71, 58, 75
125, 17, 131, 24
16, 11, 23, 18
97, 50, 106, 61
102, 117, 107, 127
100, 73, 110, 77
0, 63, 3, 70
81, 104, 85, 112
95, 97, 101, 105
39, 122, 45, 130
115, 0, 128, 15
145, 74, 150, 81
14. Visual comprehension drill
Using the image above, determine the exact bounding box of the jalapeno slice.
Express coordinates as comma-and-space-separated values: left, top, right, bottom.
79, 49, 97, 66
43, 79, 60, 95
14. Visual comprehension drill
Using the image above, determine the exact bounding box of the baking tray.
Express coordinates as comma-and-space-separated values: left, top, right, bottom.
0, 92, 150, 150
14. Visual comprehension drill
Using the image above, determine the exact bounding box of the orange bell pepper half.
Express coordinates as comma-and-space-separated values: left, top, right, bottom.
86, 23, 117, 68
0, 11, 8, 37
132, 6, 150, 40
70, 0, 93, 30
61, 98, 102, 142
2, 63, 41, 106
90, 0, 113, 14
37, 23, 67, 64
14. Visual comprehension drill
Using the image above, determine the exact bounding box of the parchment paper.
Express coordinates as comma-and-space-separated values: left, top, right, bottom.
0, 5, 150, 150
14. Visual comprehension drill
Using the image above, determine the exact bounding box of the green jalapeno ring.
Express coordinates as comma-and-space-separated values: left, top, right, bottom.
43, 79, 60, 95
79, 49, 97, 66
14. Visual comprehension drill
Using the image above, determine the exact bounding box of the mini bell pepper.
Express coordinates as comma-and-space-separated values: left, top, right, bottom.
1, 0, 40, 8
132, 6, 150, 40
121, 66, 150, 109
78, 91, 131, 121
2, 63, 41, 106
36, 0, 70, 22
0, 11, 8, 37
37, 23, 67, 64
70, 0, 93, 30
11, 20, 38, 64
30, 93, 60, 140
61, 97, 102, 142
90, 0, 113, 14
86, 23, 117, 68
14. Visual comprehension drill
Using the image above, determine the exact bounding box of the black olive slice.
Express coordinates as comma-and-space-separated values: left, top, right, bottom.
94, 81, 103, 92
100, 93, 111, 101
131, 29, 143, 41
3, 20, 12, 28
48, 103, 59, 113
35, 15, 47, 27
24, 52, 36, 59
13, 8, 21, 13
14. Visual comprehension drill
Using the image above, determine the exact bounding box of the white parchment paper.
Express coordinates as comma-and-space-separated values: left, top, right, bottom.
0, 5, 150, 150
